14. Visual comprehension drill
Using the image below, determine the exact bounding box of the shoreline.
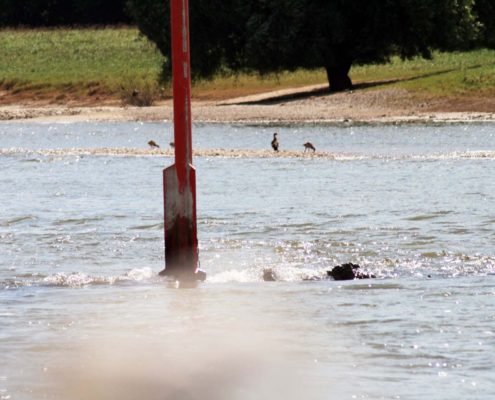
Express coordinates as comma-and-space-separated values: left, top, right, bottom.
1, 87, 494, 124
1, 104, 494, 125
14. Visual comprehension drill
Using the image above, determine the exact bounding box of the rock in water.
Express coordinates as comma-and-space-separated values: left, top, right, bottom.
327, 263, 375, 280
263, 268, 277, 281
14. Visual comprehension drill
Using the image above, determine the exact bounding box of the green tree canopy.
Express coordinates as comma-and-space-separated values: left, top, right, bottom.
127, 0, 252, 81
128, 0, 485, 91
475, 0, 495, 48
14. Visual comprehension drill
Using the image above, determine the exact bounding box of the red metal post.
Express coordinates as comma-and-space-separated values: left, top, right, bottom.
160, 0, 203, 281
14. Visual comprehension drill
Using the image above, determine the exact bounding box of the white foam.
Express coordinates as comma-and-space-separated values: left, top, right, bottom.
123, 267, 154, 281
39, 268, 156, 288
208, 268, 259, 283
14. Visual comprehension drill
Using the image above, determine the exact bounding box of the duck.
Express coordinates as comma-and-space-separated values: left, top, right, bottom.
148, 140, 160, 149
271, 133, 279, 152
303, 142, 316, 152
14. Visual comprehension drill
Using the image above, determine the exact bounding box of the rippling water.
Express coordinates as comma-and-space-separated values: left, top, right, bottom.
1, 121, 494, 399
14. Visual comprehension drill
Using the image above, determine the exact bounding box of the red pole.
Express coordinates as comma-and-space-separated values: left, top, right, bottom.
160, 0, 204, 281
170, 0, 192, 168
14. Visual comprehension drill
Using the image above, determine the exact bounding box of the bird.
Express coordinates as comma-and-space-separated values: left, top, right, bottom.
303, 142, 316, 152
271, 133, 279, 152
148, 140, 160, 149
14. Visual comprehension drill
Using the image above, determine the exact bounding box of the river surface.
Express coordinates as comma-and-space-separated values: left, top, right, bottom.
1, 121, 494, 399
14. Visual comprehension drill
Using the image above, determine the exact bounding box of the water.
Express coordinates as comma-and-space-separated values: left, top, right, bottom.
1, 121, 494, 399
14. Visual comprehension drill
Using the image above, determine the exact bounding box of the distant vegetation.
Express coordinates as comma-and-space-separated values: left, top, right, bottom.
0, 27, 494, 105
0, 28, 163, 104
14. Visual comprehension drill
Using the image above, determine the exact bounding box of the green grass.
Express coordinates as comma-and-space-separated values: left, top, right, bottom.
1, 26, 494, 103
193, 49, 495, 99
0, 27, 165, 99
191, 69, 328, 99
351, 50, 495, 96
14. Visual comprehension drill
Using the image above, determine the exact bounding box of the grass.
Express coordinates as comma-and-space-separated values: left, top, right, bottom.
351, 50, 495, 97
191, 69, 328, 100
177, 50, 495, 101
1, 26, 494, 104
0, 27, 165, 103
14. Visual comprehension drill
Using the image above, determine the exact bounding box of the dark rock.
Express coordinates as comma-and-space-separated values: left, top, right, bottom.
195, 269, 207, 281
263, 268, 277, 281
327, 263, 375, 280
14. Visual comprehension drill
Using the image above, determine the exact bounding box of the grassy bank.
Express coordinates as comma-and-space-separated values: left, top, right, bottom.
191, 49, 495, 101
1, 27, 494, 105
0, 27, 164, 104
351, 50, 495, 97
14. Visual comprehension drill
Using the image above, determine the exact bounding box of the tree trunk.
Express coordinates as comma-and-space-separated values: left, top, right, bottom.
325, 63, 353, 92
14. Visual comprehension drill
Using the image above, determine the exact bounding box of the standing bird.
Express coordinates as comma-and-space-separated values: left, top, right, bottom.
303, 142, 316, 152
271, 133, 279, 152
148, 140, 160, 149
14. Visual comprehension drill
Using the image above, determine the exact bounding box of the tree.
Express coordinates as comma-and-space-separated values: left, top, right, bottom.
474, 0, 495, 48
242, 0, 480, 90
128, 0, 482, 91
126, 0, 252, 80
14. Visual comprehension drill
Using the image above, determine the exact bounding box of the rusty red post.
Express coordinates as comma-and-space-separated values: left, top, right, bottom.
159, 0, 204, 281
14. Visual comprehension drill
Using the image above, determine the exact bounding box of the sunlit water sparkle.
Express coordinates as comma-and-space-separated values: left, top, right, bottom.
1, 121, 494, 399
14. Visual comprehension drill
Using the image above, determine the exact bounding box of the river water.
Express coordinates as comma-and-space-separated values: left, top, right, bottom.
1, 121, 494, 399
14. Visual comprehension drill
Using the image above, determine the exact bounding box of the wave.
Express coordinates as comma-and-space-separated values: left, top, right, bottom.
2, 250, 494, 289
0, 215, 37, 227
1, 147, 495, 160
203, 249, 495, 283
0, 267, 157, 289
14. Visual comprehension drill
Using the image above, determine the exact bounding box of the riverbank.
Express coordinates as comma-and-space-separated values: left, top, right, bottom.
1, 86, 495, 124
2, 27, 495, 124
